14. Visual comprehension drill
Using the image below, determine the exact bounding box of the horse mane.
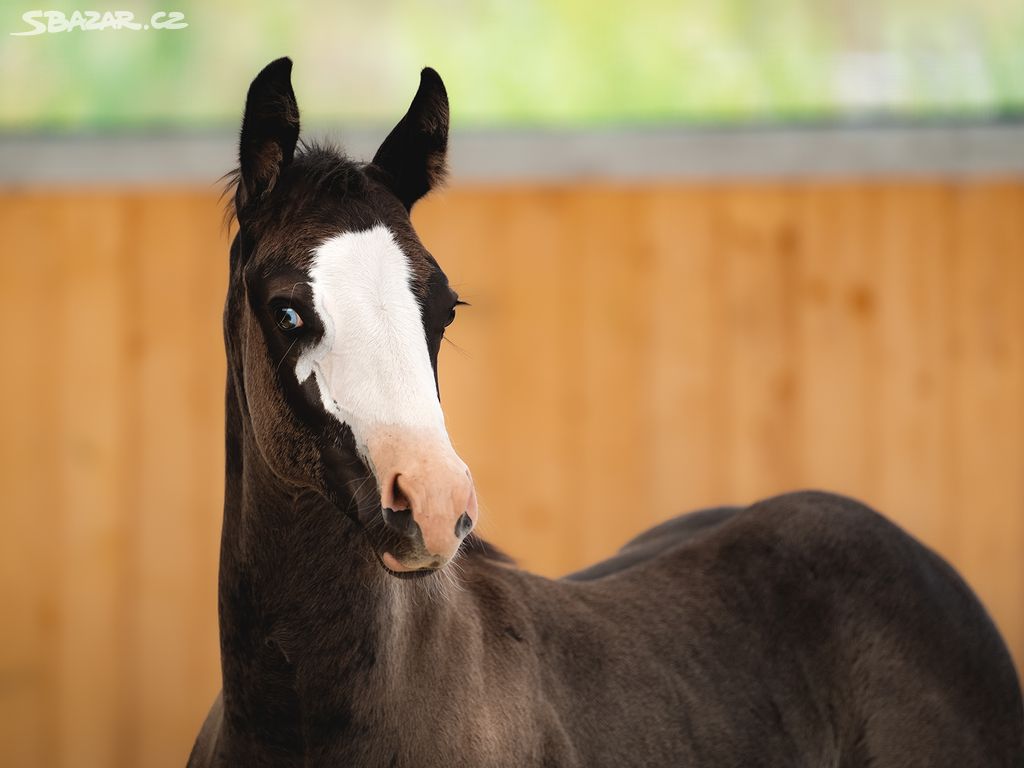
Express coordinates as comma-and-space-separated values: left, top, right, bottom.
220, 139, 367, 231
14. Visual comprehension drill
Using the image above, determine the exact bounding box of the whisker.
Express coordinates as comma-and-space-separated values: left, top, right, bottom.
349, 472, 378, 505
442, 336, 471, 358
276, 338, 299, 373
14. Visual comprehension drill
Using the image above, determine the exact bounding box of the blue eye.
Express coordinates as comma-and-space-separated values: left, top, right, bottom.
275, 307, 303, 331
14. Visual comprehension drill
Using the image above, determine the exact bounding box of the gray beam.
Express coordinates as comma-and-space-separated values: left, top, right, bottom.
1, 123, 1023, 186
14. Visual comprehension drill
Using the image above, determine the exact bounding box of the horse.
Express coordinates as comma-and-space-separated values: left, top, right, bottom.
188, 58, 1023, 767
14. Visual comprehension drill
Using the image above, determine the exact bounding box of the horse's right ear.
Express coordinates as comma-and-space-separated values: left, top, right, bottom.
237, 57, 300, 212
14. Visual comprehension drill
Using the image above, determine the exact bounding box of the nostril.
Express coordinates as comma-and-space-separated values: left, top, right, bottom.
382, 507, 415, 538
454, 511, 474, 539
389, 474, 411, 512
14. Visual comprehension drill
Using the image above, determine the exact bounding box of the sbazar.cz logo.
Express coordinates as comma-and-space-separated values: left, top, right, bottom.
11, 9, 188, 35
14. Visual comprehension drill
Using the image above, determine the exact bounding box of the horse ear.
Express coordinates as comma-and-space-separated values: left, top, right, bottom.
371, 68, 449, 210
237, 57, 300, 211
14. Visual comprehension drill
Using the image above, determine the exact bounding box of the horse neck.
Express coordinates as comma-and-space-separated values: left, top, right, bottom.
217, 374, 483, 765
216, 375, 468, 761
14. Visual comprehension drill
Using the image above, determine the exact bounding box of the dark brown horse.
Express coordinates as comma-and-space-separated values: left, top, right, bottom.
188, 58, 1023, 767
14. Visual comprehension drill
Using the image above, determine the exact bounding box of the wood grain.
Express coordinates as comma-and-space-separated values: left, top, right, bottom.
0, 181, 1021, 767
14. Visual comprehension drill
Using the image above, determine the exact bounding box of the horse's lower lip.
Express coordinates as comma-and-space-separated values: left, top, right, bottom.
380, 551, 442, 577
381, 551, 414, 572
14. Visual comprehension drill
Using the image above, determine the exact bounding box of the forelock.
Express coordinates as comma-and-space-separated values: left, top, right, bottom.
228, 140, 436, 296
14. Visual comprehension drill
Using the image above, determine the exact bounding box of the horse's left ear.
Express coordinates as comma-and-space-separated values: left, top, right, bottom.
370, 68, 449, 210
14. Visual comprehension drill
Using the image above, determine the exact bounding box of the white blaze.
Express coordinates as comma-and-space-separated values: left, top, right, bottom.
295, 224, 448, 456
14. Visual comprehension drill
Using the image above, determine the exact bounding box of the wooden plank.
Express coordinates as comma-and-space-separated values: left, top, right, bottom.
793, 183, 878, 500
0, 192, 63, 768
870, 184, 955, 553
127, 191, 225, 768
713, 185, 802, 502
47, 192, 130, 768
641, 186, 724, 514
445, 186, 587, 575
947, 182, 1024, 674
564, 187, 658, 565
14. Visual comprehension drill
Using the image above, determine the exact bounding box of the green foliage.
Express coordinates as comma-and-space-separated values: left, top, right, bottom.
1, 0, 1021, 130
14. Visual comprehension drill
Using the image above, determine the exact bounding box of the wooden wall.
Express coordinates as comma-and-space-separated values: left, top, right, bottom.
1, 181, 1022, 767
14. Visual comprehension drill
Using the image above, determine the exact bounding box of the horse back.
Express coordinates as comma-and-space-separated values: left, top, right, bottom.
563, 504, 742, 581
560, 491, 1023, 765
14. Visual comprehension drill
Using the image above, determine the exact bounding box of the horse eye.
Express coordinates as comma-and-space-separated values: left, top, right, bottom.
275, 307, 303, 332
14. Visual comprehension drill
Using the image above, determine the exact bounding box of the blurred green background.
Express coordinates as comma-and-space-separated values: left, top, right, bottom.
2, 0, 1022, 131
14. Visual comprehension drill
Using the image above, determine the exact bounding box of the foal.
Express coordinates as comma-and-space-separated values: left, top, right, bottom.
189, 58, 1023, 767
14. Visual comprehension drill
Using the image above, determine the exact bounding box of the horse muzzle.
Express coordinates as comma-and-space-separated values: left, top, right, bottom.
363, 427, 479, 573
